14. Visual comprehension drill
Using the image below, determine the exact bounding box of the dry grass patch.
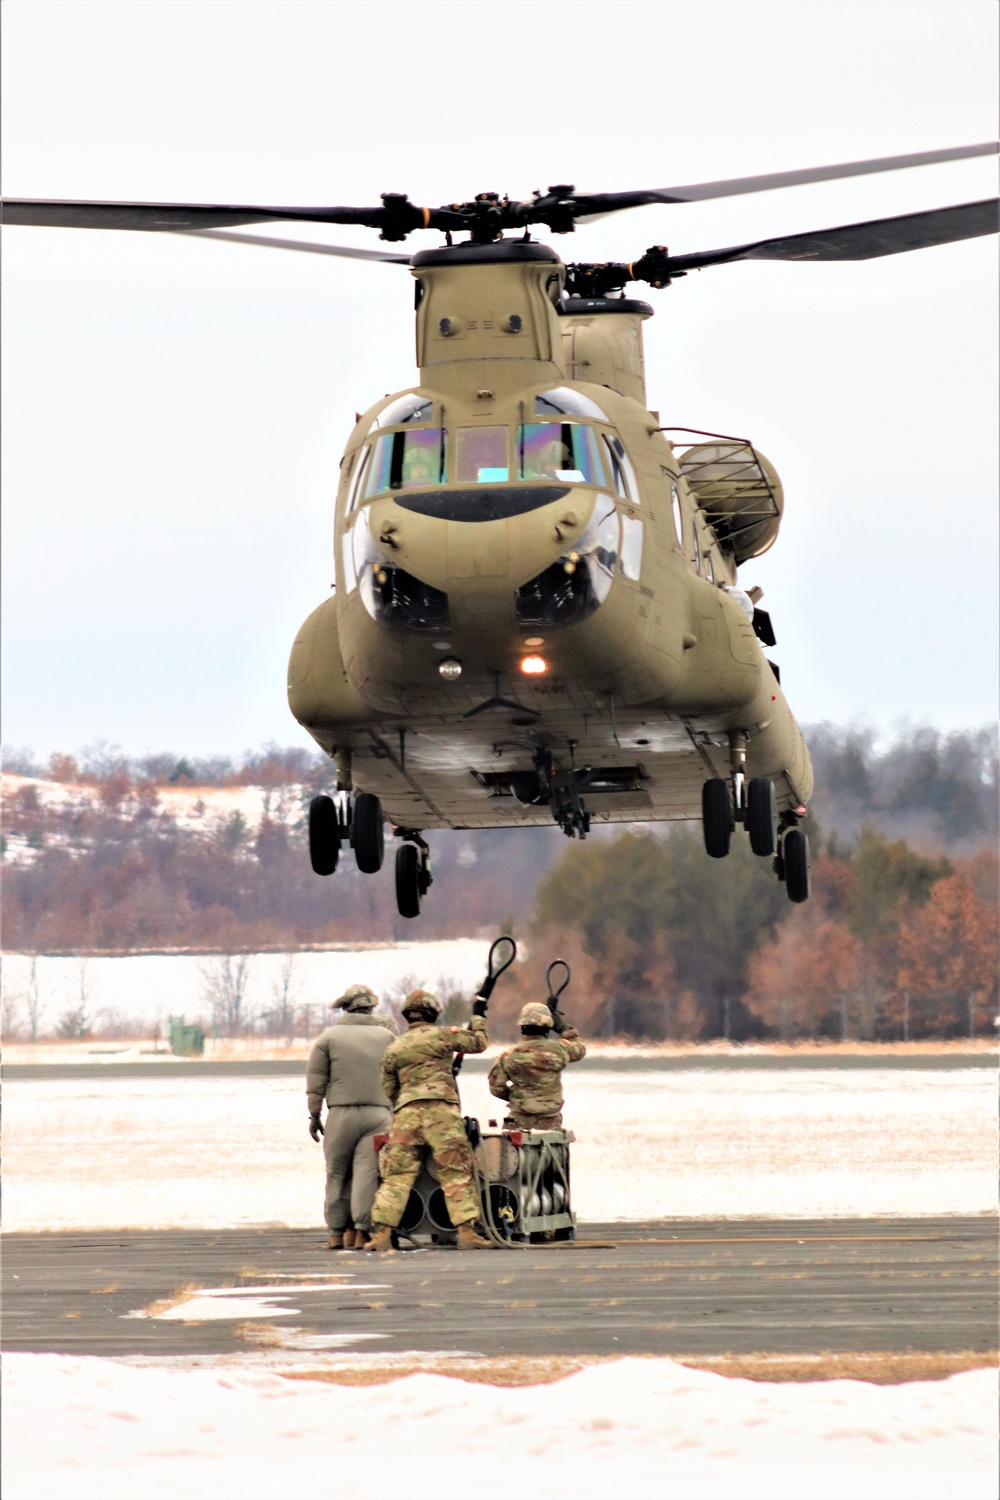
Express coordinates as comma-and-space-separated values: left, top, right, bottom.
279, 1349, 998, 1388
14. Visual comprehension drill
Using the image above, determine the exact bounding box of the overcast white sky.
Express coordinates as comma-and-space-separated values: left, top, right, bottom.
2, 0, 997, 763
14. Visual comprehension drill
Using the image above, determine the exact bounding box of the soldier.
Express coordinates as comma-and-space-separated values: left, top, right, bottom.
366, 989, 494, 1252
306, 983, 397, 1249
488, 1002, 586, 1130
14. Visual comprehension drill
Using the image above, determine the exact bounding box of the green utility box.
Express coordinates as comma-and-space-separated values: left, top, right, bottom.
168, 1017, 205, 1057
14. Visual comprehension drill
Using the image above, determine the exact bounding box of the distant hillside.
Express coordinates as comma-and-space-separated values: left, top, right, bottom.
1, 725, 995, 955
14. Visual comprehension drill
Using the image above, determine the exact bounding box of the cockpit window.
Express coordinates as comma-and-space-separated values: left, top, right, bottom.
535, 388, 610, 422
365, 428, 446, 497
370, 393, 435, 430
518, 422, 604, 484
603, 434, 639, 502
347, 446, 371, 513
454, 426, 509, 483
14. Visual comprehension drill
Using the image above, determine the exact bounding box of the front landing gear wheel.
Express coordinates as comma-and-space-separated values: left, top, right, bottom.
746, 778, 777, 856
308, 795, 340, 875
702, 778, 732, 858
783, 827, 810, 903
353, 792, 385, 873
395, 843, 422, 919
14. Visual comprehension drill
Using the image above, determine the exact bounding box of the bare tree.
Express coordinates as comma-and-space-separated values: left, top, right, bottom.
200, 954, 255, 1037
1, 980, 24, 1041
57, 959, 93, 1039
25, 958, 44, 1042
267, 954, 300, 1043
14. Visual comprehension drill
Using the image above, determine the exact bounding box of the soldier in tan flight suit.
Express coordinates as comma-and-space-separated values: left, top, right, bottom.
488, 1002, 586, 1130
366, 989, 494, 1252
306, 984, 397, 1249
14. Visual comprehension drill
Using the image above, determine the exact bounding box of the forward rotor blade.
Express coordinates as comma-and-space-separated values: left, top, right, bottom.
663, 199, 999, 273
570, 142, 999, 218
0, 198, 426, 233
176, 228, 412, 263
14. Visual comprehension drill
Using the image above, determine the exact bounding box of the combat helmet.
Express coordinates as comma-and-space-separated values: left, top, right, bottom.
401, 988, 442, 1021
335, 983, 379, 1013
518, 1002, 554, 1028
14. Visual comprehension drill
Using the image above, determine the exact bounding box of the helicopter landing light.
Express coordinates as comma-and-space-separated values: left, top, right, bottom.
523, 637, 544, 647
433, 640, 453, 652
438, 658, 463, 680
520, 655, 547, 675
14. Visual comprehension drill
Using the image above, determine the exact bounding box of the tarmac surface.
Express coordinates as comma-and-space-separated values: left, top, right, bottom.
4, 1216, 996, 1361
5, 1053, 996, 1081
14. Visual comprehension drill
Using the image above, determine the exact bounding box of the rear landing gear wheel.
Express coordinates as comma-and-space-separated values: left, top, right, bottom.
395, 843, 422, 919
352, 792, 385, 873
746, 777, 776, 856
783, 827, 810, 903
308, 794, 340, 876
702, 778, 732, 858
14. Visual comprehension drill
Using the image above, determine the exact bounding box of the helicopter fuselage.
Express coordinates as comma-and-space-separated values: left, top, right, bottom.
288, 240, 812, 840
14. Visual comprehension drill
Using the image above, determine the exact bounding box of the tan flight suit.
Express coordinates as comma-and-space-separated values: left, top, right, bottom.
306, 1013, 396, 1233
487, 1029, 586, 1130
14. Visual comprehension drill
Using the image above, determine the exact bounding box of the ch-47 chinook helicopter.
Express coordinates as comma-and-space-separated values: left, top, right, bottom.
7, 144, 998, 918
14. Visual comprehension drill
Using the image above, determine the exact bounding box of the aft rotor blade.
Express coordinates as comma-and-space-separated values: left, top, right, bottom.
663, 199, 999, 273
176, 229, 412, 263
570, 142, 999, 218
0, 198, 451, 236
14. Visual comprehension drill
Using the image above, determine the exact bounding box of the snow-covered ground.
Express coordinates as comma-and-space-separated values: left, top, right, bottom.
1, 945, 490, 1034
3, 1067, 996, 1229
3, 1353, 996, 1500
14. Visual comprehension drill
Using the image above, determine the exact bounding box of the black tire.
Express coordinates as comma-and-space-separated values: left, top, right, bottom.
353, 791, 385, 873
308, 794, 340, 876
783, 827, 810, 903
746, 777, 776, 857
702, 778, 732, 858
395, 842, 421, 918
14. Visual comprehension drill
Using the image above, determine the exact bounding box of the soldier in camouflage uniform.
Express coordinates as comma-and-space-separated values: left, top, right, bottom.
488, 1002, 586, 1130
306, 984, 397, 1249
366, 990, 494, 1252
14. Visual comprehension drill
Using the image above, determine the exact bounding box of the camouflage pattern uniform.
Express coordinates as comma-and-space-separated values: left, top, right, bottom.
370, 1010, 488, 1229
306, 986, 397, 1234
488, 1019, 586, 1130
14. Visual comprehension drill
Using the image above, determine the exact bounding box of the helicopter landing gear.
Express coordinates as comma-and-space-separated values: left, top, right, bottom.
394, 830, 432, 919
773, 814, 810, 902
308, 793, 342, 875
701, 778, 732, 858
352, 791, 385, 873
745, 777, 777, 856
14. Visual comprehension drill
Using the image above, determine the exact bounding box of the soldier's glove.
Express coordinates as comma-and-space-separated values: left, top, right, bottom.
550, 1010, 570, 1035
472, 997, 489, 1017
309, 1113, 324, 1142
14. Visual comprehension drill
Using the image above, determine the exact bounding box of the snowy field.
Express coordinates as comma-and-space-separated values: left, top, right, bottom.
1, 944, 490, 1034
3, 1066, 996, 1229
3, 1353, 997, 1500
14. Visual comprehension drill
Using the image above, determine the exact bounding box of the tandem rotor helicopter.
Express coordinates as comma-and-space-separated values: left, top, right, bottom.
7, 144, 998, 919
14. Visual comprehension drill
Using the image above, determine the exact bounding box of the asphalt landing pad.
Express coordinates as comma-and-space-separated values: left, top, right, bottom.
3, 1217, 996, 1361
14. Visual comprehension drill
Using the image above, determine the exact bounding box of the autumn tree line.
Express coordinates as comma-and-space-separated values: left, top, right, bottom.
1, 725, 996, 1041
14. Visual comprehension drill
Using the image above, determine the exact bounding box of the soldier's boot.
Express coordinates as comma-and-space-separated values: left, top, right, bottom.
456, 1222, 495, 1250
354, 1229, 371, 1248
342, 1228, 357, 1249
326, 1231, 345, 1250
363, 1224, 396, 1253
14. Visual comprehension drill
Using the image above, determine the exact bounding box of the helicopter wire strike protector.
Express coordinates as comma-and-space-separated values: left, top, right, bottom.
8, 144, 996, 920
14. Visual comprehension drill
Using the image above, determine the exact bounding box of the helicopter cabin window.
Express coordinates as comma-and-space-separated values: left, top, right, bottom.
518, 422, 604, 484
705, 552, 715, 584
454, 426, 509, 483
341, 528, 358, 593
534, 388, 610, 422
347, 446, 371, 512
370, 393, 435, 431
515, 496, 619, 625
670, 481, 683, 547
603, 434, 639, 502
620, 515, 643, 581
365, 428, 446, 497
